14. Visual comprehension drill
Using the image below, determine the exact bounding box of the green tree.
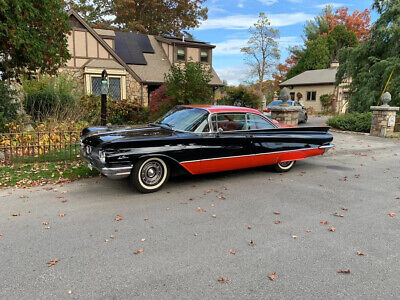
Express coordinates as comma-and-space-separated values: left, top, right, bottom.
287, 36, 331, 79
65, 0, 113, 28
0, 82, 19, 131
0, 0, 71, 79
164, 62, 213, 105
218, 85, 262, 109
337, 0, 400, 112
327, 25, 358, 60
241, 13, 280, 93
303, 5, 333, 42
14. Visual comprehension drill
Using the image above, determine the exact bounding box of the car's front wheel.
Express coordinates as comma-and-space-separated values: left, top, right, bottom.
131, 157, 169, 193
274, 161, 296, 172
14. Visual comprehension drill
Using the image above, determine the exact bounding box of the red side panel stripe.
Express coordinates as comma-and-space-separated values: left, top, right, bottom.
180, 148, 324, 175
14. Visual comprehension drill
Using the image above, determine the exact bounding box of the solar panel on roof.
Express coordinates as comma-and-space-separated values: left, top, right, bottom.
114, 32, 154, 65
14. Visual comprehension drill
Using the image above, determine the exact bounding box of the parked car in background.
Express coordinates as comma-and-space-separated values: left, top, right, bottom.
81, 105, 333, 193
264, 100, 308, 124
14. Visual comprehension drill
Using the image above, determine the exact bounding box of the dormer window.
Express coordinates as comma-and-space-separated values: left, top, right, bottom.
177, 48, 186, 61
200, 50, 209, 63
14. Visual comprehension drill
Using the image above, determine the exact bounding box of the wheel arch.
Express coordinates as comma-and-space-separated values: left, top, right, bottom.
136, 154, 190, 177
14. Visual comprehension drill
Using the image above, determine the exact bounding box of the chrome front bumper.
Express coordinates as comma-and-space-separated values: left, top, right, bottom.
88, 163, 132, 180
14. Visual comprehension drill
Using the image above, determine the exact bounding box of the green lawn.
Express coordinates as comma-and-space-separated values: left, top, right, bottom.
0, 161, 99, 188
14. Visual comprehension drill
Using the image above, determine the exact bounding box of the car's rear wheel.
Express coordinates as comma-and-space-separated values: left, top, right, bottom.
274, 161, 295, 172
131, 157, 169, 193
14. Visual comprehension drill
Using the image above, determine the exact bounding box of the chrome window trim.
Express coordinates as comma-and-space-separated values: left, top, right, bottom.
209, 112, 278, 133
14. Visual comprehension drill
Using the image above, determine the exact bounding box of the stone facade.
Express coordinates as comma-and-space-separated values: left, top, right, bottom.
59, 68, 85, 95
370, 106, 399, 137
126, 73, 147, 106
270, 106, 301, 126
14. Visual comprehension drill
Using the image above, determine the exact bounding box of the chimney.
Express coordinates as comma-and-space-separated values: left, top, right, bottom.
182, 36, 185, 43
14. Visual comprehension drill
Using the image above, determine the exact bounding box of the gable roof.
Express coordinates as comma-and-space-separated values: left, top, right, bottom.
280, 68, 338, 87
67, 10, 142, 83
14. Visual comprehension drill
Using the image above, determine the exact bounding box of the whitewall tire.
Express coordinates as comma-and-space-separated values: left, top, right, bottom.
274, 161, 295, 172
131, 157, 169, 193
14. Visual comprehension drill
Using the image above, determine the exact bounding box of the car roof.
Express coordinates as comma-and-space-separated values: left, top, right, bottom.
181, 105, 263, 115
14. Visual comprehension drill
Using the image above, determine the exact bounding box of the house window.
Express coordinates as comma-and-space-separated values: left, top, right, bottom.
91, 77, 102, 95
91, 76, 121, 100
307, 91, 317, 101
109, 77, 121, 100
200, 50, 209, 63
290, 92, 295, 101
177, 48, 186, 61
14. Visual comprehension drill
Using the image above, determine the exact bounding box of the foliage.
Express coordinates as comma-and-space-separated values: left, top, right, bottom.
287, 36, 331, 79
164, 62, 213, 105
287, 25, 357, 79
0, 161, 98, 188
327, 8, 371, 41
149, 85, 174, 120
337, 0, 400, 112
218, 85, 262, 109
273, 49, 301, 87
80, 95, 149, 125
22, 74, 81, 122
67, 0, 208, 37
0, 0, 71, 79
327, 112, 372, 132
241, 13, 280, 92
320, 94, 334, 112
304, 5, 333, 42
0, 82, 19, 132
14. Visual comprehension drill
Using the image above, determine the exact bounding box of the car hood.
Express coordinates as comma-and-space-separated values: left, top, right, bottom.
81, 125, 177, 148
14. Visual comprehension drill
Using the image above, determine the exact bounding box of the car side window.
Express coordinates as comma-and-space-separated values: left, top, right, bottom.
212, 113, 247, 132
247, 114, 275, 130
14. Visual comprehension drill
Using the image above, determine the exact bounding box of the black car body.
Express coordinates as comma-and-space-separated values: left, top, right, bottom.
81, 105, 334, 193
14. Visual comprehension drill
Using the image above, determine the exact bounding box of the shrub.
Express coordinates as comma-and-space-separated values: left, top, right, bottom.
218, 85, 262, 109
22, 74, 81, 122
80, 95, 149, 125
164, 61, 213, 105
0, 81, 19, 132
320, 94, 334, 112
327, 112, 372, 133
149, 84, 173, 115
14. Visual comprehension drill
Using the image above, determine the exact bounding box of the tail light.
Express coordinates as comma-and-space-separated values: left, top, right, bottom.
263, 109, 270, 113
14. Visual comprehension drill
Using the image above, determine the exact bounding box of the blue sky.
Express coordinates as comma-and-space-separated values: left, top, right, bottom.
188, 0, 377, 85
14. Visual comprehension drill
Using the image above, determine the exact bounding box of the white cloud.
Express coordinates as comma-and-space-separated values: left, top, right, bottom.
316, 2, 349, 9
288, 0, 303, 3
199, 13, 314, 30
215, 65, 251, 86
213, 36, 302, 55
258, 0, 278, 5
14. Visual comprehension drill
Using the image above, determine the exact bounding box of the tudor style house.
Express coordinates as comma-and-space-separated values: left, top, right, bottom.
279, 62, 349, 114
62, 10, 223, 107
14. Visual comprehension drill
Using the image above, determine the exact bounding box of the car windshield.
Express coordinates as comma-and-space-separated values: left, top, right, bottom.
156, 107, 209, 132
269, 100, 294, 106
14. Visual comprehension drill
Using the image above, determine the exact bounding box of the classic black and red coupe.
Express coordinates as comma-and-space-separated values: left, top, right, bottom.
81, 105, 334, 193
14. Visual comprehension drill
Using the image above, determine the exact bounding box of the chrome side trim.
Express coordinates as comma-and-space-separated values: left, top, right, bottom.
180, 146, 324, 164
319, 144, 335, 149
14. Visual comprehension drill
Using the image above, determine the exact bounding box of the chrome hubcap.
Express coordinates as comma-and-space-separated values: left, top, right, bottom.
141, 161, 163, 186
279, 161, 293, 168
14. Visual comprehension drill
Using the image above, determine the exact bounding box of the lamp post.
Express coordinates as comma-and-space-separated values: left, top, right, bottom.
100, 69, 108, 126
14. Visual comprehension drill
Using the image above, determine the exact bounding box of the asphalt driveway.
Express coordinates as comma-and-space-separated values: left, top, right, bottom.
0, 132, 399, 299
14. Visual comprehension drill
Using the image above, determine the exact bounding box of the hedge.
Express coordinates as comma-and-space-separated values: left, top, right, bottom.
326, 112, 372, 133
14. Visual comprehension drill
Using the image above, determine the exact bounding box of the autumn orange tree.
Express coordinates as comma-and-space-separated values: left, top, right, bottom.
327, 8, 371, 41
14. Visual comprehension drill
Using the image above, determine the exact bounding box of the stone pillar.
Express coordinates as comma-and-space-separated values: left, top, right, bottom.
370, 92, 399, 137
269, 87, 301, 126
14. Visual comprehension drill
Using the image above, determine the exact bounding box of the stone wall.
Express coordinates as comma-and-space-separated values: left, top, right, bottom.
126, 73, 146, 106
270, 108, 300, 126
59, 68, 85, 95
370, 108, 399, 137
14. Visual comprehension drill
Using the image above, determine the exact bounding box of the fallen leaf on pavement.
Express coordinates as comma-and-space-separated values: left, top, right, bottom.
306, 230, 311, 233
59, 213, 66, 217
115, 215, 122, 222
217, 196, 226, 200
68, 290, 72, 295
217, 277, 229, 283
229, 249, 236, 255
388, 212, 396, 217
329, 227, 336, 232
249, 240, 254, 246
273, 211, 280, 215
180, 202, 188, 205
166, 207, 170, 211
248, 225, 252, 229
196, 207, 206, 213
274, 220, 281, 225
357, 251, 365, 256
338, 269, 351, 274
47, 258, 58, 267
110, 235, 115, 239
133, 249, 143, 255
144, 218, 149, 221
341, 207, 348, 211
61, 199, 68, 203
141, 238, 145, 242
320, 221, 328, 225
292, 235, 297, 239
42, 222, 49, 225
395, 196, 400, 200
268, 273, 276, 280
333, 212, 344, 217
212, 214, 217, 218
0, 234, 3, 237
12, 213, 20, 217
